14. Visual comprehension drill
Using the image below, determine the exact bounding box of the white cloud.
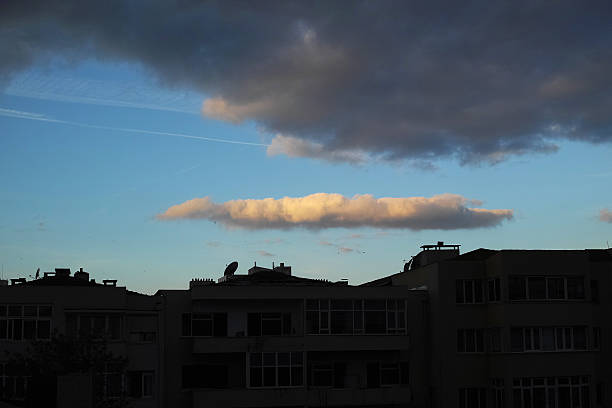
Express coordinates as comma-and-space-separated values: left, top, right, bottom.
157, 193, 513, 230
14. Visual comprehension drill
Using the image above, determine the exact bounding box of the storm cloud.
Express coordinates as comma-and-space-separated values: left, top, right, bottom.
2, 1, 612, 164
157, 193, 513, 230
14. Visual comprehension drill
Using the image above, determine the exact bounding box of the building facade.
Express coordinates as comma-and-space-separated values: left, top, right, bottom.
1, 245, 611, 408
364, 244, 612, 408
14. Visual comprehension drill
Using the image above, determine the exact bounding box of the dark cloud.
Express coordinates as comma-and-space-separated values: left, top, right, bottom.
2, 1, 612, 163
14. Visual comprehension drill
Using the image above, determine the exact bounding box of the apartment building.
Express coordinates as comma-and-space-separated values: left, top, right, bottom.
156, 262, 429, 408
364, 243, 612, 408
2, 244, 611, 408
0, 268, 162, 408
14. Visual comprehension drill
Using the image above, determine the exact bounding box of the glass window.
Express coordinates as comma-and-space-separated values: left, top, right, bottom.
528, 277, 546, 299
567, 277, 585, 299
547, 277, 565, 299
509, 277, 526, 300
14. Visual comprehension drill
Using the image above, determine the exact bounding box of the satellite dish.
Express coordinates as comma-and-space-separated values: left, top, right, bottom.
224, 261, 238, 276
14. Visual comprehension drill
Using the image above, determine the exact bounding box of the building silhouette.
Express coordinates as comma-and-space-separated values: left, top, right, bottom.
0, 244, 610, 407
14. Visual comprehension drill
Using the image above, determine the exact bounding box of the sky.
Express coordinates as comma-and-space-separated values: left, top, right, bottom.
1, 1, 611, 294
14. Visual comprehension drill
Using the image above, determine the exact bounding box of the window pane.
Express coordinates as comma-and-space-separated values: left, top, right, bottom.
511, 328, 523, 352
250, 353, 262, 366
249, 368, 262, 387
109, 316, 121, 340
456, 280, 465, 303
8, 305, 22, 317
277, 352, 290, 366
331, 311, 353, 334
465, 330, 475, 352
0, 305, 6, 317
263, 353, 276, 366
143, 374, 153, 397
305, 311, 319, 334
277, 367, 290, 386
23, 320, 35, 340
542, 328, 555, 350
573, 327, 586, 350
509, 277, 526, 300
24, 306, 37, 317
291, 367, 303, 386
474, 281, 483, 303
547, 278, 565, 299
38, 305, 52, 317
263, 367, 276, 386
465, 281, 474, 303
567, 277, 585, 299
37, 319, 51, 339
364, 311, 386, 334
261, 318, 282, 335
291, 352, 303, 365
192, 319, 212, 336
528, 277, 546, 299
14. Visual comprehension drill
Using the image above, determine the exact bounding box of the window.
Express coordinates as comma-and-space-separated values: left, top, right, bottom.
311, 363, 333, 387
457, 329, 485, 353
508, 276, 585, 301
95, 363, 124, 399
0, 304, 52, 341
487, 278, 501, 302
0, 362, 29, 400
590, 280, 599, 304
366, 362, 409, 388
511, 326, 589, 352
305, 299, 406, 335
128, 371, 154, 398
592, 327, 601, 350
181, 313, 227, 337
66, 314, 121, 340
456, 280, 484, 304
248, 352, 303, 388
247, 313, 291, 336
129, 331, 156, 343
512, 376, 590, 408
491, 379, 504, 408
597, 382, 604, 405
182, 364, 228, 388
458, 388, 486, 408
488, 328, 502, 352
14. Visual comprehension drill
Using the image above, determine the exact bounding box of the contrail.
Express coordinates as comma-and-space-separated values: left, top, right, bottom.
0, 107, 269, 147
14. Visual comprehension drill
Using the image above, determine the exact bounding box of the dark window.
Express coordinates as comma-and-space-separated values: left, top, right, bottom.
364, 311, 386, 334
511, 328, 523, 352
366, 363, 380, 388
213, 313, 227, 337
249, 352, 302, 388
311, 363, 333, 387
128, 371, 154, 398
487, 278, 501, 302
334, 362, 347, 388
248, 313, 290, 336
509, 276, 527, 300
182, 365, 228, 389
567, 277, 585, 299
590, 280, 599, 304
528, 277, 546, 299
456, 280, 465, 303
458, 388, 487, 408
380, 363, 399, 386
182, 313, 191, 336
458, 329, 484, 353
192, 313, 213, 336
547, 277, 565, 299
489, 328, 502, 352
593, 327, 601, 350
573, 326, 586, 350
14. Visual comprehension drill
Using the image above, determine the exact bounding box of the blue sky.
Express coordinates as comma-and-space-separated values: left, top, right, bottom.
1, 2, 611, 293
